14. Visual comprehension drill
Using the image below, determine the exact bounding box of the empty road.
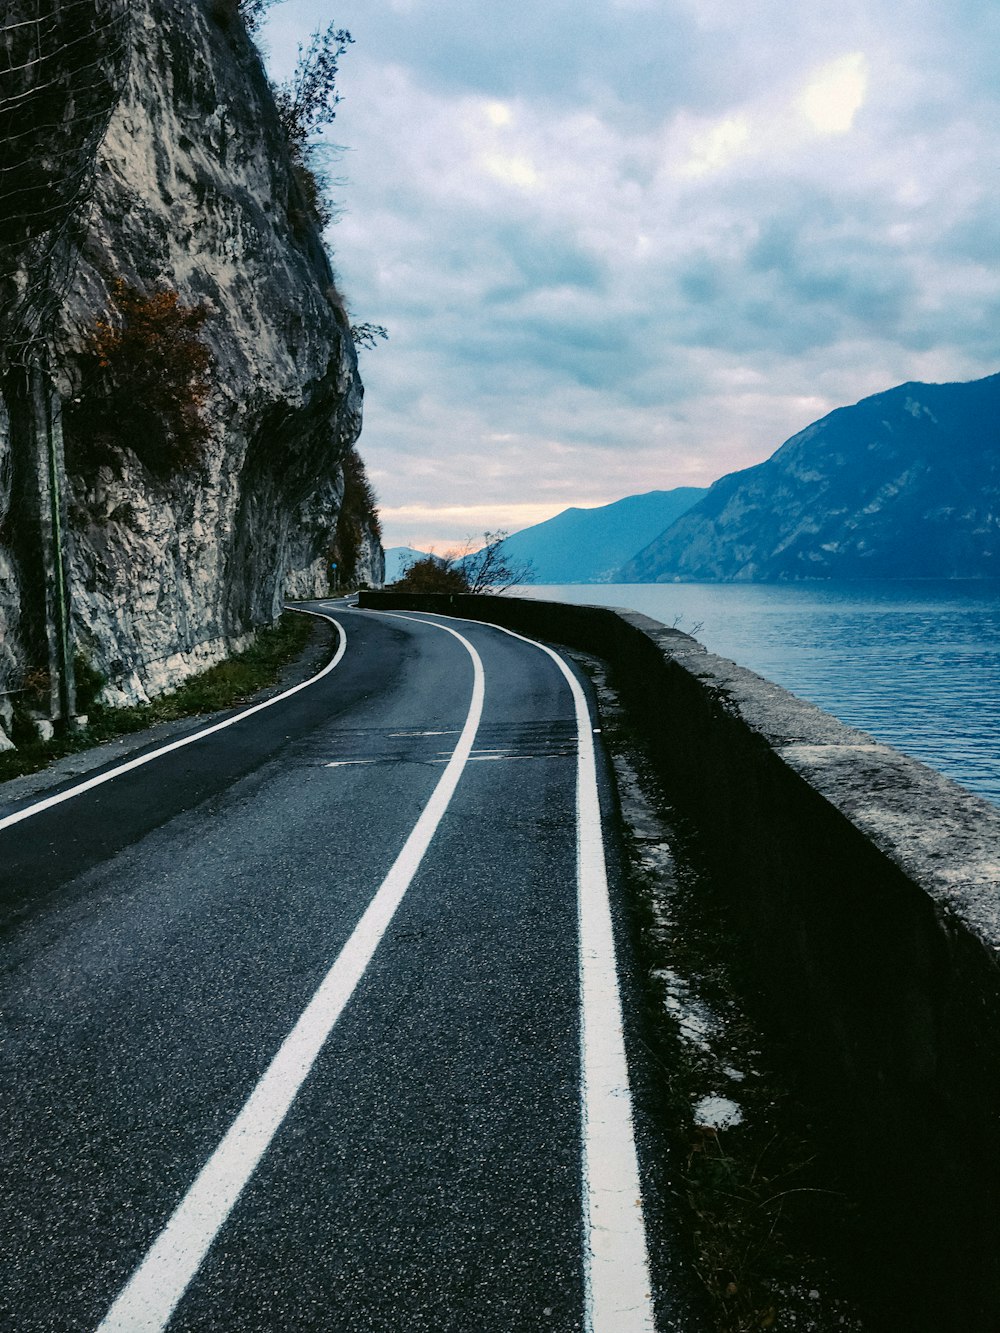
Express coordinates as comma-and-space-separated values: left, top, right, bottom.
0, 603, 673, 1331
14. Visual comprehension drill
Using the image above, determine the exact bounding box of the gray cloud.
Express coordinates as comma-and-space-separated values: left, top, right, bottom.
263, 0, 1000, 547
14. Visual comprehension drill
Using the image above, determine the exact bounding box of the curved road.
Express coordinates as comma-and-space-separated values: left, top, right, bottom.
0, 603, 674, 1331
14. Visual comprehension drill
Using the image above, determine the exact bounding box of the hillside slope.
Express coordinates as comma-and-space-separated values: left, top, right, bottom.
500, 489, 707, 583
384, 547, 428, 583
622, 375, 1000, 582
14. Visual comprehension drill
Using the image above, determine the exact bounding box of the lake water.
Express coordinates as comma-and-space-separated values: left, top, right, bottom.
521, 581, 1000, 807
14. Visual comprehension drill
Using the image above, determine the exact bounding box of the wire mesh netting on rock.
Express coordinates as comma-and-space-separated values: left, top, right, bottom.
0, 0, 130, 368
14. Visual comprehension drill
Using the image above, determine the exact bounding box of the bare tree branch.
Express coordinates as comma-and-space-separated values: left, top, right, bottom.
462, 531, 535, 594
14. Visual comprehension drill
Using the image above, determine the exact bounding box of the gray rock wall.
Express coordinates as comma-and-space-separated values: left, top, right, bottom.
0, 0, 381, 722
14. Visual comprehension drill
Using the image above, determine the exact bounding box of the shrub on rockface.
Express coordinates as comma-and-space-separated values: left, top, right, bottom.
331, 446, 381, 586
65, 279, 214, 475
210, 0, 282, 33
73, 652, 106, 715
274, 24, 353, 232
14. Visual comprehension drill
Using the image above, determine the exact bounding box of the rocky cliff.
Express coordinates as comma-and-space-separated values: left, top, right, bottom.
0, 0, 381, 735
622, 374, 1000, 582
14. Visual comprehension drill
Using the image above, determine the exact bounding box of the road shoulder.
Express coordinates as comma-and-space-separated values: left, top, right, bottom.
569, 647, 865, 1332
0, 614, 337, 812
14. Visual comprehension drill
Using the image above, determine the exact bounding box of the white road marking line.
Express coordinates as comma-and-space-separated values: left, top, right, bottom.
326, 751, 547, 768
96, 618, 486, 1333
388, 729, 459, 737
388, 610, 657, 1333
426, 755, 553, 765
0, 609, 346, 835
498, 629, 656, 1332
434, 748, 508, 757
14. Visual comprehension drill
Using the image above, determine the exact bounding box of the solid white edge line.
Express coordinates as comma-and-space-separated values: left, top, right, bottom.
0, 609, 346, 835
96, 616, 485, 1333
383, 610, 656, 1333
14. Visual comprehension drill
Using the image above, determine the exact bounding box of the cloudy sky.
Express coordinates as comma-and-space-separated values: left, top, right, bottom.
261, 0, 1000, 551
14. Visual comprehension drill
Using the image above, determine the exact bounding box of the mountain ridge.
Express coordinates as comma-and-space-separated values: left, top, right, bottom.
622, 373, 1000, 582
497, 488, 707, 583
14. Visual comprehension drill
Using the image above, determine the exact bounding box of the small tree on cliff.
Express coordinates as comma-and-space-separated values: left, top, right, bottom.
274, 23, 353, 230
237, 0, 284, 33
349, 322, 388, 351
274, 25, 353, 150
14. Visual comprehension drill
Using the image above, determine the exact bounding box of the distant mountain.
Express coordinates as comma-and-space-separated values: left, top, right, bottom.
499, 489, 708, 583
384, 546, 428, 582
622, 374, 1000, 582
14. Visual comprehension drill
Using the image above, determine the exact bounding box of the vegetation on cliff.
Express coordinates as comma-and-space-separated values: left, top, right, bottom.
65, 280, 214, 474
331, 446, 382, 587
272, 21, 353, 231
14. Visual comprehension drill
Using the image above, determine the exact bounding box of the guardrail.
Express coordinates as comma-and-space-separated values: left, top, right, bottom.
360, 588, 1000, 1329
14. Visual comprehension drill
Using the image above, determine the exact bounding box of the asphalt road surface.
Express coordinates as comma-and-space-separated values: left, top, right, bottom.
0, 602, 673, 1332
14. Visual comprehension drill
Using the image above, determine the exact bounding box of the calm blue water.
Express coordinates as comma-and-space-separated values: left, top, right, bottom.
522, 581, 1000, 806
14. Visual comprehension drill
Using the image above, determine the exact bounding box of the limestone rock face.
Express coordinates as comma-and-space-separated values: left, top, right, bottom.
0, 0, 381, 714
623, 374, 1000, 582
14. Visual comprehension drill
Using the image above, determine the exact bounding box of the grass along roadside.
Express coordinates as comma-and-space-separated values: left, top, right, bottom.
0, 611, 315, 787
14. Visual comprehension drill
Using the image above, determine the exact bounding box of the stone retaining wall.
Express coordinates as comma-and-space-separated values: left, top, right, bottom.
360, 589, 1000, 1329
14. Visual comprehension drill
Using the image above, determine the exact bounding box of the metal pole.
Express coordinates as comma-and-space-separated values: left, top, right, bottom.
36, 366, 74, 724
